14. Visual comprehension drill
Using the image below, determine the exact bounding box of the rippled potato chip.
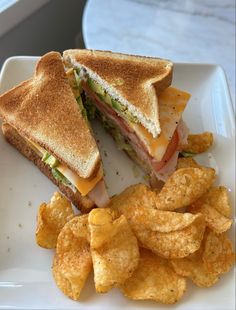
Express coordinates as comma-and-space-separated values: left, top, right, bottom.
52, 215, 92, 300
155, 167, 216, 211
125, 207, 205, 233
188, 204, 232, 234
137, 213, 205, 259
202, 230, 235, 275
188, 187, 232, 233
110, 195, 205, 258
36, 192, 75, 248
171, 229, 235, 287
182, 132, 213, 154
112, 198, 204, 234
199, 186, 231, 217
177, 157, 200, 169
109, 183, 158, 210
88, 208, 139, 293
121, 248, 186, 304
171, 248, 219, 287
208, 186, 232, 217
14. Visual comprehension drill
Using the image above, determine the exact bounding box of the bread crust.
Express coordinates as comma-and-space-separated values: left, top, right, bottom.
63, 49, 173, 138
2, 123, 95, 213
0, 52, 100, 179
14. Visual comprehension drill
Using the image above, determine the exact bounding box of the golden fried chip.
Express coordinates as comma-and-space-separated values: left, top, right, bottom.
177, 157, 200, 169
110, 195, 206, 258
182, 132, 213, 154
203, 186, 231, 217
88, 208, 139, 293
36, 192, 75, 248
202, 230, 235, 274
171, 229, 235, 287
171, 249, 219, 288
188, 187, 232, 233
188, 204, 232, 234
127, 207, 205, 233
121, 248, 186, 304
155, 167, 216, 211
52, 215, 92, 300
112, 199, 204, 234
109, 183, 158, 210
137, 213, 205, 259
209, 187, 231, 217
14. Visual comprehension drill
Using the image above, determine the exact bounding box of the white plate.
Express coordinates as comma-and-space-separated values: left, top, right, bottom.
0, 57, 235, 310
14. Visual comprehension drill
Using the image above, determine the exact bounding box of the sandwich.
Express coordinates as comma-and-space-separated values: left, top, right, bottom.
0, 51, 109, 213
63, 49, 190, 182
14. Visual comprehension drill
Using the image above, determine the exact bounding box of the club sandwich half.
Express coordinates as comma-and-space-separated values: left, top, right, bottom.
0, 52, 109, 212
63, 49, 191, 182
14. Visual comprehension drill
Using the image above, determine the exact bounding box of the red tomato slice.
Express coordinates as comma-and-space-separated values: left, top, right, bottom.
151, 130, 179, 172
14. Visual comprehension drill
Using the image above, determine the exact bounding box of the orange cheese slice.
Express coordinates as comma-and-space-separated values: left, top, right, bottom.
131, 87, 190, 161
57, 164, 103, 196
26, 138, 102, 196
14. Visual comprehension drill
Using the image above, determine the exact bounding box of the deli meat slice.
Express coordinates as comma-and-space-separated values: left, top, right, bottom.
88, 179, 110, 207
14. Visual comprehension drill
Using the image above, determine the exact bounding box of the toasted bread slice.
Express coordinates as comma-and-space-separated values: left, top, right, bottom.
63, 49, 173, 138
2, 123, 95, 213
0, 52, 100, 179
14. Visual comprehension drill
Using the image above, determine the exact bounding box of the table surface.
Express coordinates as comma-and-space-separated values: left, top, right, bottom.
83, 0, 235, 105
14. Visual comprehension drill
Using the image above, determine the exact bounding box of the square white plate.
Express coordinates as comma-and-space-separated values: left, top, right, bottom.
0, 57, 235, 310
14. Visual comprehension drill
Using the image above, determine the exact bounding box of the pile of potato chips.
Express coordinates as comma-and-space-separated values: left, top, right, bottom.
35, 133, 235, 304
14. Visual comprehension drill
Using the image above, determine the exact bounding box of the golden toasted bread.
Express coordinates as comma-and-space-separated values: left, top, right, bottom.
63, 49, 173, 138
0, 51, 100, 179
2, 123, 95, 213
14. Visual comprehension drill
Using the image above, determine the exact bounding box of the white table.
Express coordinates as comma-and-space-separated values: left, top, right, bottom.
82, 0, 235, 105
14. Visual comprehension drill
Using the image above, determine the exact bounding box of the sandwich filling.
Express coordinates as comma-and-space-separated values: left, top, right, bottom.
25, 137, 104, 197
3, 123, 107, 207
70, 68, 190, 181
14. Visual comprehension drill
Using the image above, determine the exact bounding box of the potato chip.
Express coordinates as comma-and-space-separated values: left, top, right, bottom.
188, 204, 232, 234
110, 195, 206, 258
202, 230, 235, 275
207, 186, 231, 217
112, 198, 204, 234
137, 213, 205, 259
88, 208, 139, 293
171, 229, 235, 287
127, 208, 205, 233
36, 192, 75, 248
197, 186, 231, 217
171, 249, 219, 288
155, 167, 216, 211
121, 248, 186, 304
177, 157, 200, 169
52, 215, 92, 300
182, 132, 213, 154
109, 183, 158, 210
188, 187, 232, 233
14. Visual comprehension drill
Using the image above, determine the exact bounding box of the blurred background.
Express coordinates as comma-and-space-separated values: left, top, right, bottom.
0, 0, 235, 102
0, 0, 86, 63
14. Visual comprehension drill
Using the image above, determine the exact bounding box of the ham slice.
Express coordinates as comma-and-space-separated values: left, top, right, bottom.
155, 151, 179, 181
177, 118, 189, 148
88, 179, 110, 207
